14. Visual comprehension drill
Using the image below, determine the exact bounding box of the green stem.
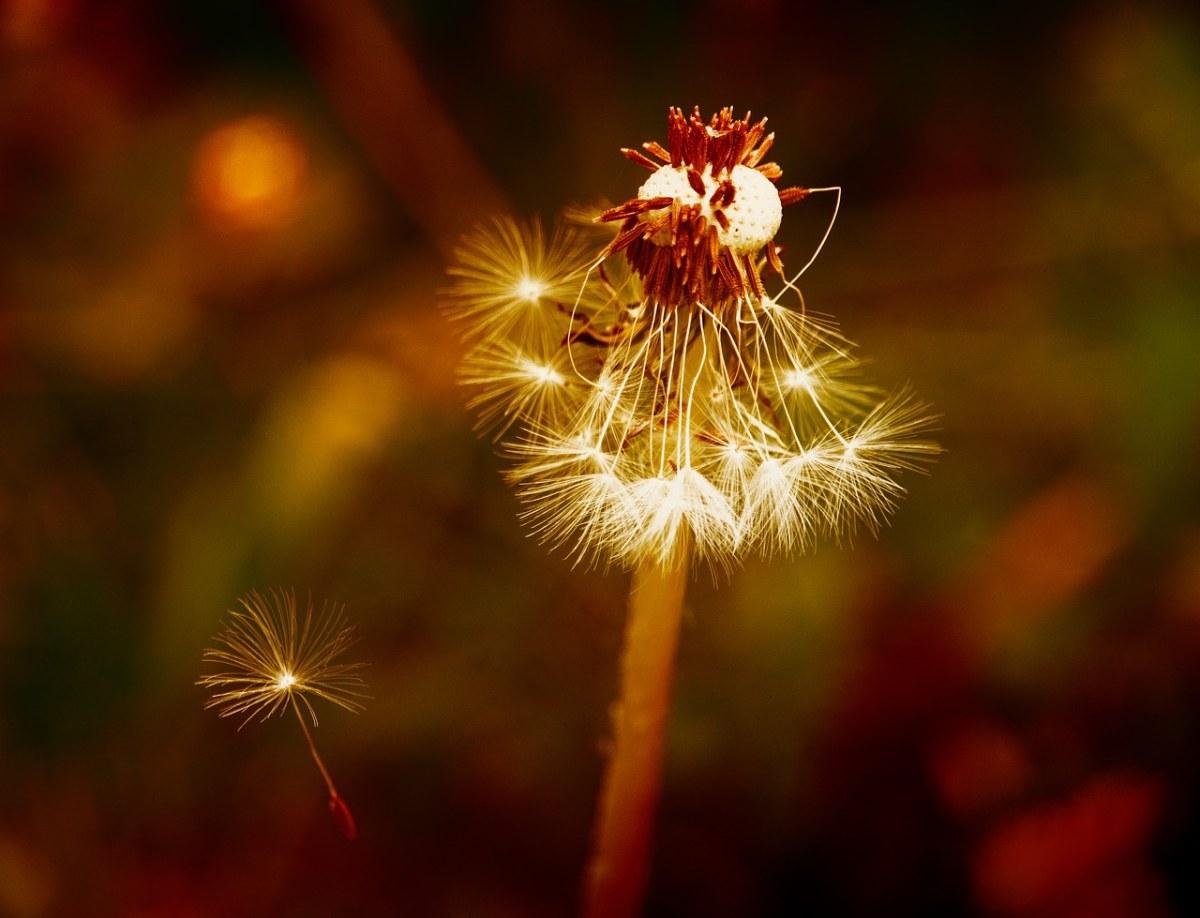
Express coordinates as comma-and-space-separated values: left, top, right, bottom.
582, 555, 689, 918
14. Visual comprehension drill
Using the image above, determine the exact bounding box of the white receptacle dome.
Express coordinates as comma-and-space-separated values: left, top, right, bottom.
636, 163, 781, 255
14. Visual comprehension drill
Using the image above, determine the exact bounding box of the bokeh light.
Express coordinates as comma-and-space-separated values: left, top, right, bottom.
191, 115, 309, 233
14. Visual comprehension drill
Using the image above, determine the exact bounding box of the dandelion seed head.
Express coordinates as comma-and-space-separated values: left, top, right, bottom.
596, 106, 803, 306
444, 106, 938, 570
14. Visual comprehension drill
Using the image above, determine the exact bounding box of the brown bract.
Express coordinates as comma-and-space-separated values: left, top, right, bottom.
598, 106, 810, 306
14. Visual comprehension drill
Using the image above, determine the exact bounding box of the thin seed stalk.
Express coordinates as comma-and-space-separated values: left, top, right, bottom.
291, 696, 337, 797
291, 696, 358, 839
583, 554, 689, 918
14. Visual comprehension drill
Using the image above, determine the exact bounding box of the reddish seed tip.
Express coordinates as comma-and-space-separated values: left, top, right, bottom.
329, 793, 358, 840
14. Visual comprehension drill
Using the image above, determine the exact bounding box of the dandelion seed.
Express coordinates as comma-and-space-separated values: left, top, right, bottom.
198, 589, 369, 839
446, 215, 599, 350
459, 340, 578, 435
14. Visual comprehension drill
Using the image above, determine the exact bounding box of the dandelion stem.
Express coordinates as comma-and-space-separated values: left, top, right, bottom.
291, 695, 357, 839
291, 697, 336, 797
583, 554, 689, 918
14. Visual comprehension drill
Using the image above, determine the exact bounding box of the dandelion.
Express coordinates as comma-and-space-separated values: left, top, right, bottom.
445, 106, 937, 916
448, 107, 936, 571
198, 589, 369, 839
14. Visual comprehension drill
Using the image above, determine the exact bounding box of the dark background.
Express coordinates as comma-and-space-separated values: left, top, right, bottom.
2, 1, 1199, 915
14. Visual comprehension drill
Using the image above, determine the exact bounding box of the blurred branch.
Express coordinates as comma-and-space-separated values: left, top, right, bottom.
824, 160, 1200, 298
273, 0, 510, 255
944, 471, 1134, 659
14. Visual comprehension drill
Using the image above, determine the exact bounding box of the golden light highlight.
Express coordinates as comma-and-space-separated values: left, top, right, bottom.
191, 115, 309, 232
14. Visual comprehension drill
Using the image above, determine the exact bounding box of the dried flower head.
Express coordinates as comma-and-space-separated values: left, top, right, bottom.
447, 106, 937, 571
199, 589, 368, 838
597, 105, 804, 305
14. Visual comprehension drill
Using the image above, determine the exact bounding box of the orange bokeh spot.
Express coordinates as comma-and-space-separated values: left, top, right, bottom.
191, 115, 309, 232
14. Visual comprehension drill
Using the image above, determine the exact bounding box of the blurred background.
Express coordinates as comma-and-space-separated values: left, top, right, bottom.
1, 0, 1199, 915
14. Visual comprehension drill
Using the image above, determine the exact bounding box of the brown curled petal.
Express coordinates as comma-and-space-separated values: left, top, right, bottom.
709, 132, 731, 174
667, 108, 686, 166
717, 252, 742, 295
598, 195, 674, 223
641, 213, 670, 241
623, 233, 643, 265
329, 793, 357, 840
766, 242, 784, 276
744, 129, 774, 166
742, 121, 767, 158
643, 140, 671, 164
744, 255, 765, 299
601, 220, 649, 259
672, 219, 689, 266
597, 203, 632, 225
622, 147, 660, 171
727, 128, 747, 171
756, 162, 783, 181
778, 186, 811, 206
650, 247, 673, 303
688, 122, 708, 167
